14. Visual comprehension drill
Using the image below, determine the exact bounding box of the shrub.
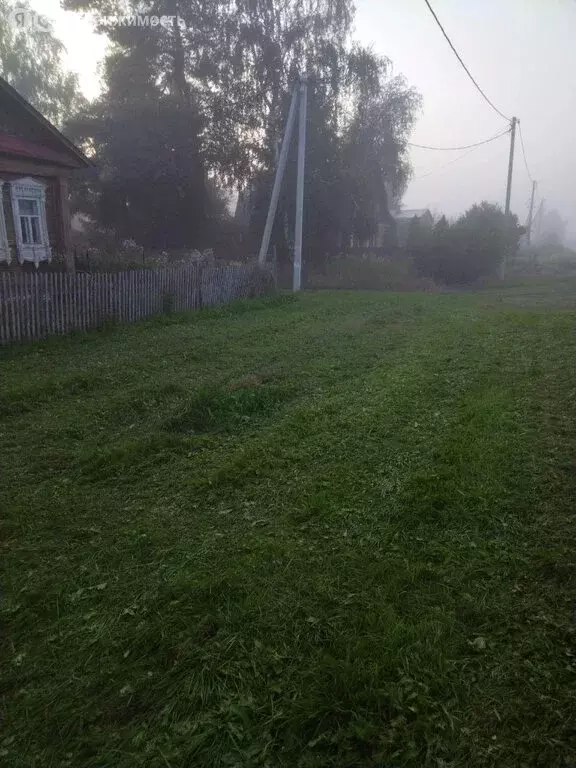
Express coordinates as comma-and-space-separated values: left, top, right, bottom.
414, 203, 525, 285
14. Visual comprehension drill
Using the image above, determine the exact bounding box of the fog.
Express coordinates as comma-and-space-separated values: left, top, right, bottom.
355, 0, 576, 240
34, 0, 576, 241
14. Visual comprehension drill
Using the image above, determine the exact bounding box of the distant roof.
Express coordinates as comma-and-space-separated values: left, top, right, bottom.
0, 76, 91, 168
395, 208, 432, 221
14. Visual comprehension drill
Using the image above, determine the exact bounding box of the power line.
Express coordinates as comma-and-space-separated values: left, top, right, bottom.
517, 121, 534, 183
408, 128, 510, 151
423, 0, 511, 123
414, 144, 486, 180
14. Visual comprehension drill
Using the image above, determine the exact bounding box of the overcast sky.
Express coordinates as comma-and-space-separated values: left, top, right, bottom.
29, 0, 576, 232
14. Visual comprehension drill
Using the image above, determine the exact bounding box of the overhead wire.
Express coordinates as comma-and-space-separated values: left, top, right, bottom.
408, 127, 510, 151
517, 121, 534, 183
414, 145, 486, 180
412, 128, 509, 180
422, 0, 511, 123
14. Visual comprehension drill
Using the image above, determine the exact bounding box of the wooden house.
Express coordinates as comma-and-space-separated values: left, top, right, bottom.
0, 76, 91, 269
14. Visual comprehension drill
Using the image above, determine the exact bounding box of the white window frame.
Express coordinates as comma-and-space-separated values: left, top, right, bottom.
0, 181, 10, 263
10, 178, 51, 267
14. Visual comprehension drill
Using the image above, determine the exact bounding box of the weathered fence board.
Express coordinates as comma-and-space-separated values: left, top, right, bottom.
0, 264, 271, 344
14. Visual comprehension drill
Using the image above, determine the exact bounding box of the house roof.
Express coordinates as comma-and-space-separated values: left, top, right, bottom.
0, 76, 91, 168
395, 208, 432, 221
0, 133, 83, 167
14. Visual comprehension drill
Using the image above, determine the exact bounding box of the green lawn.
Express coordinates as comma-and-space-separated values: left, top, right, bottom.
2, 281, 576, 767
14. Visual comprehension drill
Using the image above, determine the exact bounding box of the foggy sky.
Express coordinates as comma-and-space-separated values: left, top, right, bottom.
30, 0, 576, 235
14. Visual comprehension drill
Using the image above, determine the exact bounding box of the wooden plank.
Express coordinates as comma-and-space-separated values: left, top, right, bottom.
62, 272, 68, 334
79, 272, 86, 331
146, 269, 151, 317
184, 265, 190, 311
51, 272, 57, 336
46, 272, 53, 337
133, 271, 138, 320
90, 273, 96, 329
52, 272, 58, 335
72, 272, 78, 331
0, 274, 7, 343
106, 272, 112, 321
31, 272, 38, 340
73, 272, 80, 331
39, 273, 46, 339
15, 273, 23, 342
27, 273, 33, 341
125, 270, 131, 322
153, 268, 159, 316
2, 273, 10, 343
82, 273, 89, 331
99, 272, 103, 322
29, 272, 36, 340
94, 272, 99, 327
19, 273, 26, 342
63, 272, 69, 332
100, 272, 105, 325
145, 270, 150, 319
145, 269, 151, 317
62, 271, 68, 335
7, 273, 15, 342
40, 272, 47, 338
118, 271, 124, 323
13, 275, 22, 341
85, 273, 91, 330
131, 270, 136, 321
1, 273, 7, 343
61, 272, 67, 333
114, 272, 119, 323
57, 271, 63, 335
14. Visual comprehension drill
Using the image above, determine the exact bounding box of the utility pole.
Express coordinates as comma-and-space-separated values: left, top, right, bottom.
501, 116, 517, 279
526, 180, 537, 246
258, 85, 299, 265
293, 76, 308, 292
504, 116, 517, 216
258, 76, 308, 293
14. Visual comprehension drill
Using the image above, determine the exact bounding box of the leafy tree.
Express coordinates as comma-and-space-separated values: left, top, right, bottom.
433, 215, 449, 238
69, 95, 211, 248
0, 0, 84, 127
64, 0, 420, 256
537, 209, 566, 248
415, 202, 524, 284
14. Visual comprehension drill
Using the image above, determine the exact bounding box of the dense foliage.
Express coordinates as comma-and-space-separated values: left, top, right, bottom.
0, 0, 85, 126
62, 0, 420, 254
411, 202, 525, 284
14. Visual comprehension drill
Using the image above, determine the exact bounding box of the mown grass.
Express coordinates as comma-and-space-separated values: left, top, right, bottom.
2, 281, 576, 767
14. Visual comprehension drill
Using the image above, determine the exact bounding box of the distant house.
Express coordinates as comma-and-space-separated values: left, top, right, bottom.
0, 76, 91, 269
394, 208, 434, 246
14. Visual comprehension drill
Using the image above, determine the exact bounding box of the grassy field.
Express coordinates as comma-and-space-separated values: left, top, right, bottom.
2, 280, 576, 767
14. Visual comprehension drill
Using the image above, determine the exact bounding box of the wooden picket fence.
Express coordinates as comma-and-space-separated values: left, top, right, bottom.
0, 264, 272, 344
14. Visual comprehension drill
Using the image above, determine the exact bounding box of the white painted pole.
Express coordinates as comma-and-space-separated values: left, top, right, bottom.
293, 76, 307, 292
258, 86, 299, 265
